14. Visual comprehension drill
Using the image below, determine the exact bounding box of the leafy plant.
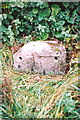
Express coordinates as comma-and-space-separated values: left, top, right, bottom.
1, 2, 79, 45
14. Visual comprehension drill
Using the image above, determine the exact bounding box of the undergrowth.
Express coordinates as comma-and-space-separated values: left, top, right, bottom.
0, 46, 79, 119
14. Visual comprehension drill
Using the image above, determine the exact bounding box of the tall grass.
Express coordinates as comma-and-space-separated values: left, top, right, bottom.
0, 46, 79, 119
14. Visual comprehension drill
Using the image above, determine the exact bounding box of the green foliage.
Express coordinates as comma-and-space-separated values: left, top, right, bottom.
51, 4, 61, 17
1, 2, 79, 47
61, 92, 75, 113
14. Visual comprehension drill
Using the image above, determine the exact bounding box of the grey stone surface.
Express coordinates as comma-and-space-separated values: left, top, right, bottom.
13, 41, 66, 75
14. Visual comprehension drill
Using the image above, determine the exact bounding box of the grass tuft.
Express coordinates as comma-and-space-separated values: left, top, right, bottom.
0, 46, 79, 119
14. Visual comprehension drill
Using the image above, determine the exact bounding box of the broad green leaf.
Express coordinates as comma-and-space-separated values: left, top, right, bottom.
51, 4, 61, 17
59, 21, 65, 25
65, 15, 69, 20
67, 17, 74, 24
19, 27, 24, 32
38, 7, 51, 21
73, 10, 77, 16
63, 3, 69, 8
33, 8, 38, 14
41, 33, 49, 40
36, 33, 49, 41
21, 8, 29, 16
17, 2, 24, 8
44, 7, 51, 17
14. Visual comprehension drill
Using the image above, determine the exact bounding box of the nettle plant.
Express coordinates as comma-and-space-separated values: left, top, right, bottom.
1, 2, 80, 47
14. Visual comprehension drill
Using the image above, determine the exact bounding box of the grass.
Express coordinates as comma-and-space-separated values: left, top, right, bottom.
0, 46, 79, 119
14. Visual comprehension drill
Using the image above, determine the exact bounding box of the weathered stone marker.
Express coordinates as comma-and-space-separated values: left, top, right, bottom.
13, 41, 66, 75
